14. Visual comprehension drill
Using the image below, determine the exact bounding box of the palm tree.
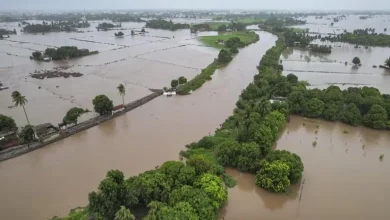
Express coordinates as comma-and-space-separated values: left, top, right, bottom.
11, 91, 30, 125
115, 206, 135, 220
385, 57, 390, 67
117, 84, 126, 105
146, 201, 164, 220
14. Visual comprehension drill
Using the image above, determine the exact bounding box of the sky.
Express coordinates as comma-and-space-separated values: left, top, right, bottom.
1, 0, 390, 11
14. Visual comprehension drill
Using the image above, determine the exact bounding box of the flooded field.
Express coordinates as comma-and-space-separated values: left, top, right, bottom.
0, 29, 277, 219
0, 21, 218, 126
222, 115, 390, 220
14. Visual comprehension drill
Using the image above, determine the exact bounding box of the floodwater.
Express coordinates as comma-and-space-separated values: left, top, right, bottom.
222, 115, 390, 220
283, 14, 390, 93
0, 21, 220, 126
0, 24, 277, 219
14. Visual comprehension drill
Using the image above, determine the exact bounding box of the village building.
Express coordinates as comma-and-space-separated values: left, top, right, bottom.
112, 104, 125, 114
33, 123, 59, 141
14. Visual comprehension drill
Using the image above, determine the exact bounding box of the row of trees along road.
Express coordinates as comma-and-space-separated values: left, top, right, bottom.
1, 84, 127, 147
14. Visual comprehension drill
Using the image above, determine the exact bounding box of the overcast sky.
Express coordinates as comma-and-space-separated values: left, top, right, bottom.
1, 0, 390, 11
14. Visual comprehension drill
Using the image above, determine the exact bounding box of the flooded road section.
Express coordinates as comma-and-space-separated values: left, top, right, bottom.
0, 31, 277, 220
222, 115, 390, 220
0, 21, 217, 126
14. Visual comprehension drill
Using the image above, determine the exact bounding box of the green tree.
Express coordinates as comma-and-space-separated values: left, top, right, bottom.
385, 57, 390, 67
217, 49, 232, 63
19, 125, 35, 145
89, 170, 138, 219
115, 206, 135, 220
286, 73, 298, 84
265, 150, 304, 184
0, 114, 17, 133
287, 91, 306, 114
32, 51, 42, 60
194, 173, 227, 209
341, 103, 362, 126
304, 98, 324, 118
131, 30, 135, 36
11, 91, 30, 125
169, 186, 217, 220
149, 202, 199, 220
230, 47, 238, 54
92, 95, 114, 115
171, 79, 179, 88
322, 102, 340, 121
178, 76, 187, 85
255, 160, 290, 193
363, 104, 388, 129
63, 107, 85, 125
217, 24, 227, 32
117, 84, 126, 105
186, 155, 214, 175
352, 57, 361, 65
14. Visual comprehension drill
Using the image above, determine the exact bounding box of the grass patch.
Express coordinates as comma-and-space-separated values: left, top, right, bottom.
199, 31, 259, 49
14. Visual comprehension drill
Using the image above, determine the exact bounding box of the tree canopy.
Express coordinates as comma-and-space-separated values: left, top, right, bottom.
217, 49, 232, 63
0, 114, 17, 133
19, 125, 35, 144
385, 57, 390, 67
352, 57, 361, 65
92, 95, 114, 115
363, 104, 388, 129
63, 107, 85, 125
255, 160, 290, 193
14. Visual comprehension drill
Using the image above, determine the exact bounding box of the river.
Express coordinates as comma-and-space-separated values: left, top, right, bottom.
0, 30, 277, 219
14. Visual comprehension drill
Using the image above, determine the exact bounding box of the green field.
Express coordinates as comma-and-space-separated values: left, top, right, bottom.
198, 31, 259, 49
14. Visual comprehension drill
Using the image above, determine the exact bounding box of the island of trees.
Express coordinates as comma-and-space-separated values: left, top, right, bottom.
0, 28, 17, 36
96, 22, 121, 31
23, 21, 90, 33
145, 20, 190, 31
318, 28, 390, 47
31, 47, 98, 61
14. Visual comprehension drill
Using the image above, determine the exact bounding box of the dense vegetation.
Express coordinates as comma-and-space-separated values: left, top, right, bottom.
309, 44, 332, 53
288, 85, 390, 129
23, 21, 90, 33
0, 115, 17, 133
191, 21, 247, 33
145, 20, 190, 31
318, 29, 390, 47
53, 160, 228, 219
31, 47, 98, 61
0, 28, 16, 36
92, 95, 114, 116
97, 22, 121, 31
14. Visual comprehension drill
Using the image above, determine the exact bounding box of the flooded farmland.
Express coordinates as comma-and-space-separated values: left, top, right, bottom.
0, 24, 277, 219
222, 115, 390, 220
1, 13, 390, 220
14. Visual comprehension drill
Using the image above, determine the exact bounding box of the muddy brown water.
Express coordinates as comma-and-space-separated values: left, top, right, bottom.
0, 29, 277, 219
221, 115, 390, 220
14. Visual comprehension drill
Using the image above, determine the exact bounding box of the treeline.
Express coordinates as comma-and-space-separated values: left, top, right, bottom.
23, 21, 90, 33
54, 161, 228, 219
288, 85, 390, 129
309, 44, 332, 53
191, 22, 247, 33
31, 47, 98, 61
0, 28, 16, 36
145, 20, 190, 31
96, 22, 121, 31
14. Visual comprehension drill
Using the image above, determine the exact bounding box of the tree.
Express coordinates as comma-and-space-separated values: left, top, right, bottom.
178, 76, 187, 85
186, 155, 214, 175
363, 104, 387, 129
32, 51, 42, 60
63, 107, 85, 125
255, 160, 290, 193
217, 49, 232, 63
19, 125, 35, 145
265, 150, 304, 184
194, 173, 227, 209
171, 79, 179, 88
131, 30, 135, 36
0, 114, 17, 133
115, 206, 135, 220
385, 57, 390, 67
304, 98, 324, 118
230, 47, 238, 54
287, 91, 306, 114
89, 170, 138, 219
352, 57, 361, 65
322, 102, 340, 121
286, 73, 298, 84
92, 95, 114, 115
217, 24, 227, 32
115, 31, 124, 37
117, 84, 126, 105
341, 103, 362, 126
141, 28, 145, 33
11, 91, 30, 125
